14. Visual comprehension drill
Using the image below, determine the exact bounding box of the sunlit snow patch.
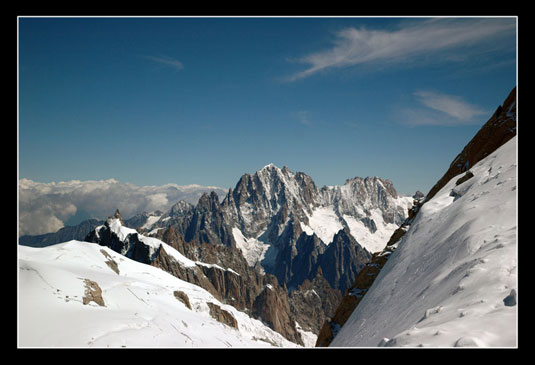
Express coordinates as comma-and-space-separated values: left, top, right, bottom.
300, 206, 343, 245
232, 227, 271, 268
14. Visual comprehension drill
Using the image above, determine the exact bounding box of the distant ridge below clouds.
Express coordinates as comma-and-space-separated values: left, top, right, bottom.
18, 178, 227, 236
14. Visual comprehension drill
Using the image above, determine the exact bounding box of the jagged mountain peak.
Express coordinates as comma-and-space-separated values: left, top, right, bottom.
254, 164, 308, 185
198, 191, 221, 209
168, 200, 193, 215
260, 162, 279, 171
107, 209, 125, 226
112, 208, 122, 220
348, 175, 392, 186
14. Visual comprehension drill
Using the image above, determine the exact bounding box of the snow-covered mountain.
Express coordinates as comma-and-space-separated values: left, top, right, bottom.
18, 240, 302, 348
84, 210, 310, 345
222, 164, 412, 264
330, 136, 517, 347
17, 87, 517, 349
145, 165, 413, 296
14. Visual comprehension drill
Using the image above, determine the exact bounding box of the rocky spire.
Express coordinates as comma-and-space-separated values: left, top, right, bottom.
109, 209, 125, 225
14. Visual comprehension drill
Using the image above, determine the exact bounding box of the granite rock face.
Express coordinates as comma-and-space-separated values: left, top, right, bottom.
252, 276, 304, 346
289, 268, 343, 335
318, 228, 372, 295
426, 87, 516, 202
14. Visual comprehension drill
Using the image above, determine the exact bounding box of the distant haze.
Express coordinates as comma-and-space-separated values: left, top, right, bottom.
18, 178, 227, 236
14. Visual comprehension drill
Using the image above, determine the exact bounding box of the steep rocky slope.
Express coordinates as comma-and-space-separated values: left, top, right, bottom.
332, 135, 517, 347
317, 86, 517, 347
425, 87, 516, 202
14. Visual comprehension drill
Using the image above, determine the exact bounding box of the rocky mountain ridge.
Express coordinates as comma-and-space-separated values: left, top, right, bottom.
143, 165, 413, 297
82, 163, 414, 344
85, 210, 313, 344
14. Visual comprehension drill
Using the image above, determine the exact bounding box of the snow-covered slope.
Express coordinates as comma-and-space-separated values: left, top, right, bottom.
18, 240, 301, 348
330, 136, 517, 348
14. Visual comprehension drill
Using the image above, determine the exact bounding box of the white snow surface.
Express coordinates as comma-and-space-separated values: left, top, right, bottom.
141, 214, 162, 230
18, 240, 301, 348
342, 204, 411, 254
331, 137, 517, 348
232, 227, 271, 268
301, 206, 343, 245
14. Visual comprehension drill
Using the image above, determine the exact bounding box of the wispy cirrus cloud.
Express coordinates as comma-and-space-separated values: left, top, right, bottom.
296, 110, 312, 126
413, 91, 487, 121
145, 55, 184, 71
400, 90, 489, 126
286, 18, 515, 81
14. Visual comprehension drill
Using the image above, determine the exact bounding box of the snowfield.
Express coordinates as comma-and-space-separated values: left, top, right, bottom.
331, 137, 517, 348
18, 240, 302, 348
342, 198, 412, 254
231, 227, 271, 269
301, 206, 343, 246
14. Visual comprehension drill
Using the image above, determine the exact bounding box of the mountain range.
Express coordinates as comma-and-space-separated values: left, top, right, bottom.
19, 163, 415, 346
18, 87, 517, 348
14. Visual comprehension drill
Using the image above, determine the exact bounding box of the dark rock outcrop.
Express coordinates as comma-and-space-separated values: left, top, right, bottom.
100, 249, 120, 275
315, 248, 393, 347
252, 275, 304, 346
85, 212, 156, 264
289, 268, 343, 334
425, 87, 516, 202
82, 279, 105, 307
173, 290, 192, 310
455, 171, 474, 186
318, 228, 372, 295
151, 245, 222, 301
207, 302, 239, 329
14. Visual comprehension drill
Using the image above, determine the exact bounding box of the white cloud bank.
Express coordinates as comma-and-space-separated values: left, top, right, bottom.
18, 178, 227, 236
287, 18, 515, 81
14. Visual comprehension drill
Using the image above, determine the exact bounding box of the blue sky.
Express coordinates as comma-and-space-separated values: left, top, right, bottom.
18, 17, 516, 195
